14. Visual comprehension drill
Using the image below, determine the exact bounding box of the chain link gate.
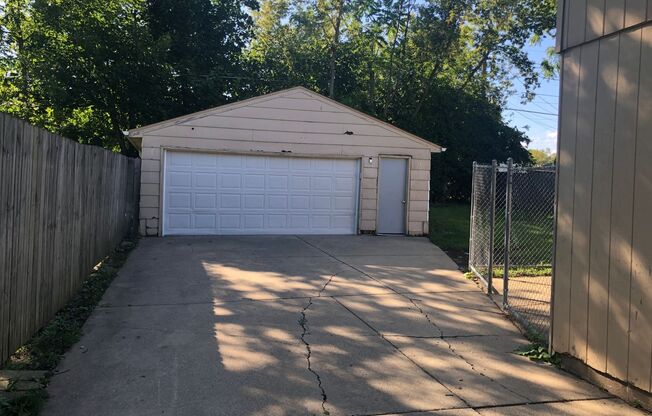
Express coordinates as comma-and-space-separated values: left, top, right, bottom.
469, 159, 555, 342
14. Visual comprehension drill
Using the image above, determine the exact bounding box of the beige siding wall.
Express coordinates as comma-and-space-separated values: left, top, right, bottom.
136, 89, 434, 236
554, 2, 652, 394
558, 0, 651, 51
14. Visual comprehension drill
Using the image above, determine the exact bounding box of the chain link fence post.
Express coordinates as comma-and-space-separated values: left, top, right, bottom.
469, 162, 477, 270
502, 158, 513, 309
487, 160, 497, 294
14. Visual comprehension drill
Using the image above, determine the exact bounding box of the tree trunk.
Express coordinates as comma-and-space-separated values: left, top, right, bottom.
328, 0, 345, 99
368, 59, 376, 113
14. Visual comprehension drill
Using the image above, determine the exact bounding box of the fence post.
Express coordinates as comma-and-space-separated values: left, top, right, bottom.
503, 158, 513, 308
468, 162, 477, 271
487, 160, 497, 294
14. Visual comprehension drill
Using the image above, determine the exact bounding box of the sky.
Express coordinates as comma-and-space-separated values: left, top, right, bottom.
502, 36, 559, 153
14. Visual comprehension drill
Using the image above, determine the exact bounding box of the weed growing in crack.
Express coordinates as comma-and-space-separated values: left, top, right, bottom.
514, 343, 560, 365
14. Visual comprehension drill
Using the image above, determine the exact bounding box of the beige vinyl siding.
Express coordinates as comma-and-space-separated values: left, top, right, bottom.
559, 0, 652, 50
554, 3, 652, 393
629, 25, 652, 390
131, 88, 437, 237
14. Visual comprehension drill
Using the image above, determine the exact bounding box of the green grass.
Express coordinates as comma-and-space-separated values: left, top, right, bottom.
428, 203, 470, 252
490, 266, 552, 279
0, 238, 138, 415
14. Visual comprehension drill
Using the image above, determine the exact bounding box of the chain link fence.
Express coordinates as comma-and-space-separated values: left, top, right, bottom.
469, 159, 555, 342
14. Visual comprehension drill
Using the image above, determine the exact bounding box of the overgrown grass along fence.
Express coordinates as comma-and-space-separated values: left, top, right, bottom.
0, 113, 140, 364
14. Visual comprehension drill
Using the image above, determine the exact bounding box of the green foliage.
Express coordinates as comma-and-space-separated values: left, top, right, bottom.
514, 343, 560, 365
529, 149, 556, 166
0, 0, 256, 154
245, 0, 554, 201
0, 389, 47, 416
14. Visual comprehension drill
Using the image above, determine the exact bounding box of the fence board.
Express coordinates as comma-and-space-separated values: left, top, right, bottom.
0, 114, 140, 365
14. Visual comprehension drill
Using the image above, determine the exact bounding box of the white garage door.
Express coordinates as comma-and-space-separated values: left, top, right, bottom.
163, 152, 360, 235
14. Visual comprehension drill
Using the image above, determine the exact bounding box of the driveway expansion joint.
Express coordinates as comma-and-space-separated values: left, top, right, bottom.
332, 296, 475, 409
297, 236, 535, 405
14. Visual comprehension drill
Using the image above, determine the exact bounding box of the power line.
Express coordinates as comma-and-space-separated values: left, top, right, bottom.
504, 107, 558, 116
519, 112, 558, 130
534, 95, 559, 112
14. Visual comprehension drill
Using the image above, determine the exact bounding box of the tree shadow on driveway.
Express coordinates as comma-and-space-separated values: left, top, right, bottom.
41, 236, 629, 416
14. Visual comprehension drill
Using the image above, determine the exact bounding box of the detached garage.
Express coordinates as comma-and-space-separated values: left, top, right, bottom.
127, 87, 442, 236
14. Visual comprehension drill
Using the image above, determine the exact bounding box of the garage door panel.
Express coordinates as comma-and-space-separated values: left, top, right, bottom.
268, 157, 289, 170
267, 175, 288, 190
312, 159, 333, 171
335, 196, 355, 210
220, 174, 241, 189
312, 176, 332, 191
192, 153, 218, 168
335, 177, 356, 192
291, 175, 311, 190
244, 214, 264, 229
312, 215, 330, 228
164, 152, 359, 235
291, 195, 310, 210
220, 154, 243, 168
290, 158, 312, 170
244, 174, 265, 189
268, 214, 287, 228
195, 194, 217, 209
220, 214, 241, 229
170, 153, 192, 167
268, 195, 288, 209
194, 172, 217, 188
195, 214, 216, 228
169, 213, 191, 229
168, 193, 191, 208
220, 194, 241, 208
168, 172, 191, 187
312, 196, 331, 209
244, 195, 265, 209
245, 155, 266, 168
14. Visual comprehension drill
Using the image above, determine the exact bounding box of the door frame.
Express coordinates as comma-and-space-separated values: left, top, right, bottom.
160, 147, 362, 236
376, 155, 411, 235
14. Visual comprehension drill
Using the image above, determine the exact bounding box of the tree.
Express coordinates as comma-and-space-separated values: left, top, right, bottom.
146, 0, 257, 113
0, 0, 257, 154
529, 149, 556, 166
245, 0, 554, 200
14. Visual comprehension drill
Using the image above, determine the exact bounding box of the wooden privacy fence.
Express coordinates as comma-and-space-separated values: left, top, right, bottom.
0, 113, 140, 364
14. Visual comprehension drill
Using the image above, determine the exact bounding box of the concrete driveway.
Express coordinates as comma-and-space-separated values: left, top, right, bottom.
44, 236, 641, 416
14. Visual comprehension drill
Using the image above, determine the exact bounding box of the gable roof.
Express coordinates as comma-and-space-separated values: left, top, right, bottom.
127, 86, 442, 152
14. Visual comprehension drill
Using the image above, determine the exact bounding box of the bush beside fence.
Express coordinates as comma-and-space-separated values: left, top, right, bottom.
0, 113, 140, 364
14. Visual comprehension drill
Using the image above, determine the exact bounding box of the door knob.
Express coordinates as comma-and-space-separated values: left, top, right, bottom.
402, 200, 406, 204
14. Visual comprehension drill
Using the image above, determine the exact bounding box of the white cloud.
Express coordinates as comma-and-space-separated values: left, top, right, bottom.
528, 130, 558, 151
